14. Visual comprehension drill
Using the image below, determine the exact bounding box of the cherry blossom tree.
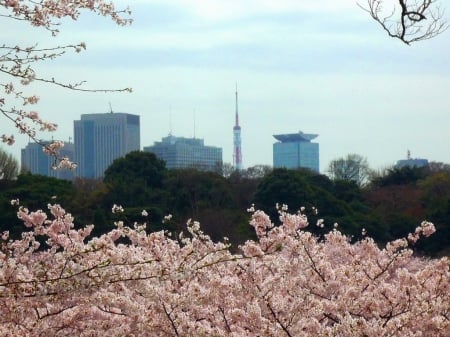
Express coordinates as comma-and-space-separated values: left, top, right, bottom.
0, 0, 132, 168
0, 202, 448, 336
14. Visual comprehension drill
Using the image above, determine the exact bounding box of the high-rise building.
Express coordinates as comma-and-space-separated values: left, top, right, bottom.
273, 131, 319, 172
144, 135, 222, 171
74, 113, 140, 179
21, 140, 75, 180
233, 86, 243, 170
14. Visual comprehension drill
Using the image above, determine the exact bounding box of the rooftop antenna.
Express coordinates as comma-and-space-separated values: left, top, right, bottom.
109, 102, 113, 113
169, 108, 173, 136
193, 109, 196, 139
235, 83, 239, 126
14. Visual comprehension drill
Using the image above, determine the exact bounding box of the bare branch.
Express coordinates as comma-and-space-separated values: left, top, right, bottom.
359, 0, 448, 44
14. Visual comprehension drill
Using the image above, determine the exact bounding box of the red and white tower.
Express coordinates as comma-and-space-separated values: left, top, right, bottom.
233, 86, 243, 170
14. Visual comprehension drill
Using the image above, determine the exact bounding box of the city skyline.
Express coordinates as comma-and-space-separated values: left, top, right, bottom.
2, 0, 450, 172
18, 112, 439, 180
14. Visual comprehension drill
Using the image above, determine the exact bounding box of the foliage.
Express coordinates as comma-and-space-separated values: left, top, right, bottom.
164, 169, 249, 243
417, 171, 450, 255
255, 168, 316, 213
0, 203, 448, 336
371, 166, 428, 187
254, 168, 376, 239
0, 173, 76, 239
228, 167, 269, 213
164, 169, 236, 216
104, 151, 166, 188
103, 151, 167, 208
2, 160, 450, 255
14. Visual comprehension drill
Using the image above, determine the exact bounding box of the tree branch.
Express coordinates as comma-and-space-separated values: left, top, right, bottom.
359, 0, 448, 44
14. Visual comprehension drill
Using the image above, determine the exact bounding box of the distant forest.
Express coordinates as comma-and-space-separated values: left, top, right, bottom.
1, 151, 449, 257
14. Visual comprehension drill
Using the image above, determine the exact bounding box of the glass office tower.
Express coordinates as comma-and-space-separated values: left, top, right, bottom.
273, 131, 319, 172
74, 113, 140, 179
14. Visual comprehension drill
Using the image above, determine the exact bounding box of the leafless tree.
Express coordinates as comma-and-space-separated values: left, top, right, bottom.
0, 147, 19, 180
359, 0, 448, 44
327, 154, 373, 187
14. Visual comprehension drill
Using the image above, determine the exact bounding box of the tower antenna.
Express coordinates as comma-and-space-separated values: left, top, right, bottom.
233, 83, 243, 170
235, 83, 239, 125
109, 102, 113, 113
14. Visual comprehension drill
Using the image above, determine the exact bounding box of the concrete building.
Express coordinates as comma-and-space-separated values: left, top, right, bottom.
74, 113, 140, 179
21, 140, 75, 180
395, 150, 428, 169
273, 131, 319, 172
144, 135, 222, 171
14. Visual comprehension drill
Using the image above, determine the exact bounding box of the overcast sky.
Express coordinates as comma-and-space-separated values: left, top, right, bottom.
3, 0, 450, 173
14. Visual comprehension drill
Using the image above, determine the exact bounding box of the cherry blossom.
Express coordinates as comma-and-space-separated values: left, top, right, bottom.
0, 0, 132, 169
0, 203, 448, 336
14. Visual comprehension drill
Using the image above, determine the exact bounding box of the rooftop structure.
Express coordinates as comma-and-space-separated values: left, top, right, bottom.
273, 132, 318, 143
395, 150, 428, 169
273, 131, 319, 172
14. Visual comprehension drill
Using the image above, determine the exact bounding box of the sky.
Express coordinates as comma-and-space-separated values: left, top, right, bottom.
2, 0, 450, 173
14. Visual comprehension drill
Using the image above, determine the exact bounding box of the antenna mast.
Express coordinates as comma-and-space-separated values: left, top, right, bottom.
169, 108, 173, 136
233, 83, 243, 170
193, 109, 196, 139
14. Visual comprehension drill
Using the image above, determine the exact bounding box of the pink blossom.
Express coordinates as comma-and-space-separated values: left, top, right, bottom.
0, 205, 448, 336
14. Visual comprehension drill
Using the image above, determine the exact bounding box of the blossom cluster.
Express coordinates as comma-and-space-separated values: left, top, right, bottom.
2, 0, 132, 31
0, 202, 448, 336
1, 0, 132, 168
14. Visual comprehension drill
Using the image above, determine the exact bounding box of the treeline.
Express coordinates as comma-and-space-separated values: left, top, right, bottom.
1, 151, 449, 256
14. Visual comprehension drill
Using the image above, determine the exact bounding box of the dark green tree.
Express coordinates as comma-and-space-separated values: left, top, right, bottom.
371, 166, 428, 187
0, 173, 76, 239
254, 168, 315, 214
164, 169, 236, 217
417, 172, 450, 255
103, 151, 167, 208
164, 168, 249, 243
254, 168, 391, 241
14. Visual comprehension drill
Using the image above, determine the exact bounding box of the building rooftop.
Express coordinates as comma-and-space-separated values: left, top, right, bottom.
273, 131, 318, 143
